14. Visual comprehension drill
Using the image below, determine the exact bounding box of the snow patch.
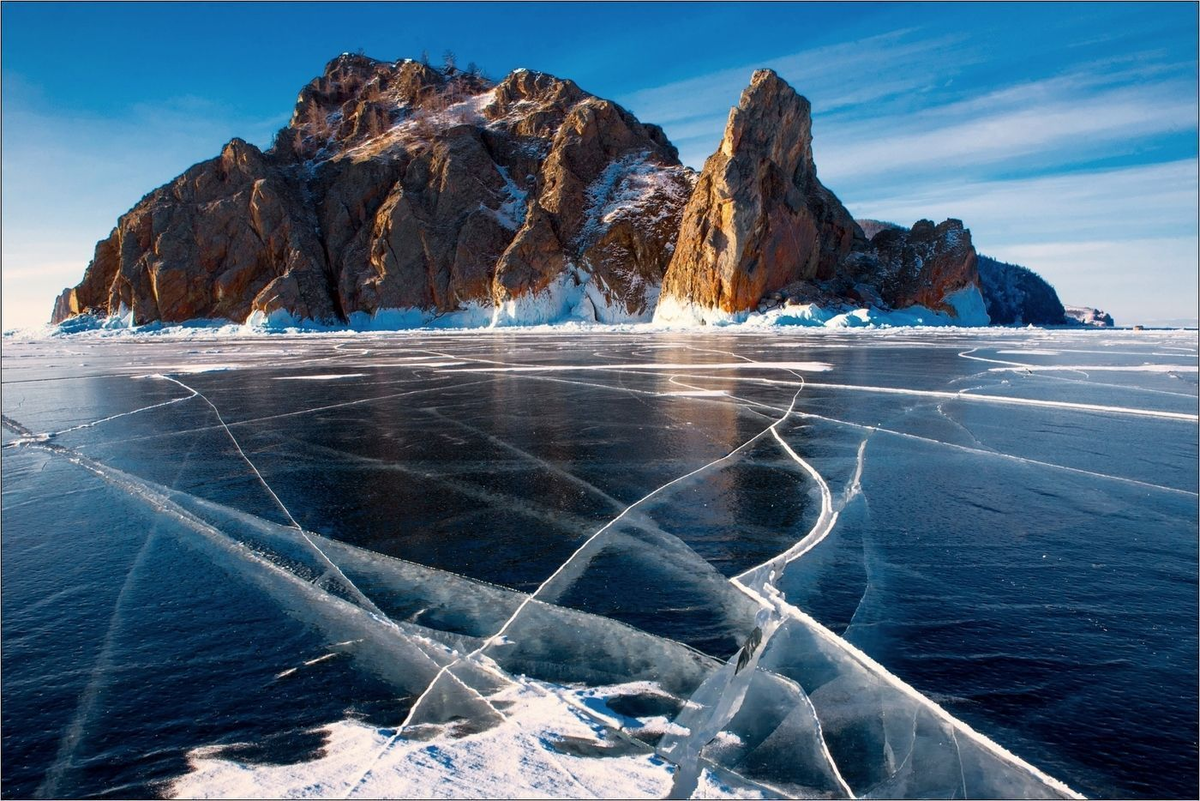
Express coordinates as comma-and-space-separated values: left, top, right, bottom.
273, 373, 367, 381
487, 165, 528, 230
169, 678, 677, 799
577, 152, 689, 249
657, 285, 989, 330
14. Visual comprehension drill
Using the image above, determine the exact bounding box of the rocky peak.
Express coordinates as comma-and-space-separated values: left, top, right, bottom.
217, 137, 266, 177
488, 69, 584, 115
278, 57, 494, 162
49, 58, 1066, 330
51, 53, 693, 328
654, 69, 862, 323
721, 69, 814, 180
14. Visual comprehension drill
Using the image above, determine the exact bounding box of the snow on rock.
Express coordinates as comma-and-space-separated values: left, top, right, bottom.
577, 152, 693, 249
1063, 305, 1116, 327
658, 286, 988, 330
944, 284, 991, 326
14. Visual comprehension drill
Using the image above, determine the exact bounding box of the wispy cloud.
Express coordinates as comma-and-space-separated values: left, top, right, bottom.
618, 26, 979, 166
817, 73, 1196, 187
621, 28, 950, 117
846, 160, 1198, 244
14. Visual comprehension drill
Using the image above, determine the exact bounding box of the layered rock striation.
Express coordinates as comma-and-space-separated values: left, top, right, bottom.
53, 55, 692, 327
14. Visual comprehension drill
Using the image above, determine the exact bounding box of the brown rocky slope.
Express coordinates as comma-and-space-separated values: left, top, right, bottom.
53, 58, 1074, 329
52, 55, 693, 327
654, 70, 986, 324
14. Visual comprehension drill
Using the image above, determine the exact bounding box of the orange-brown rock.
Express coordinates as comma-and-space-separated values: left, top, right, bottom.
51, 55, 692, 326
655, 69, 863, 322
54, 138, 337, 325
854, 218, 980, 314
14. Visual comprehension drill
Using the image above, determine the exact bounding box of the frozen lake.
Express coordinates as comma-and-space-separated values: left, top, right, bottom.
2, 328, 1197, 798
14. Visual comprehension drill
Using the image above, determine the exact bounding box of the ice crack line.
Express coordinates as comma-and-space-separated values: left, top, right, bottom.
389, 379, 807, 783
959, 347, 1091, 379
42, 385, 199, 438
704, 375, 1200, 422
795, 408, 1199, 499
757, 592, 1084, 799
5, 420, 514, 798
643, 345, 858, 798
36, 431, 202, 799
156, 374, 386, 619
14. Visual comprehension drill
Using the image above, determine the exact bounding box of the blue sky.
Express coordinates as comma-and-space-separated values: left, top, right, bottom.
3, 2, 1196, 327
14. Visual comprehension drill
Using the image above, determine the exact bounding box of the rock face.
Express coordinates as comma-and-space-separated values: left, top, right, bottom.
52, 55, 692, 326
654, 70, 864, 323
1064, 306, 1115, 327
976, 254, 1066, 325
52, 138, 337, 325
852, 218, 983, 315
653, 72, 987, 325
51, 58, 1071, 329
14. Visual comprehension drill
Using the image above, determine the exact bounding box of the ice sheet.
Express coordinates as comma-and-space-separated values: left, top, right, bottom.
4, 327, 1195, 798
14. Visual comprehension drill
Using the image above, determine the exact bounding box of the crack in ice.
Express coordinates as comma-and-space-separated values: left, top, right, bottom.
156, 374, 387, 619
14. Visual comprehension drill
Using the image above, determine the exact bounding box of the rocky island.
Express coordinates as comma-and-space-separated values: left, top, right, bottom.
50, 54, 1102, 329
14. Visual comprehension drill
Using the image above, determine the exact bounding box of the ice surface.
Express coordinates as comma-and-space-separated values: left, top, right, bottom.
3, 327, 1196, 798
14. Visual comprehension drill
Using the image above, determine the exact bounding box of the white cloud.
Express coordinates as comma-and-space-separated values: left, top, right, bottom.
817, 78, 1196, 185
618, 27, 976, 161
846, 159, 1198, 243
847, 161, 1199, 324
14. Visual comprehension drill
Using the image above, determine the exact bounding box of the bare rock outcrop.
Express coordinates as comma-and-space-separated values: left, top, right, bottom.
50, 56, 1070, 329
53, 138, 337, 325
1064, 306, 1115, 327
653, 71, 990, 325
654, 69, 864, 323
852, 218, 981, 314
51, 55, 692, 326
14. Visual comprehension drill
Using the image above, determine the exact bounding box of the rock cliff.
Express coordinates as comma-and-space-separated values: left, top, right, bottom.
51, 56, 1074, 329
653, 70, 864, 324
52, 55, 692, 327
654, 72, 987, 325
849, 218, 983, 317
1063, 306, 1115, 327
